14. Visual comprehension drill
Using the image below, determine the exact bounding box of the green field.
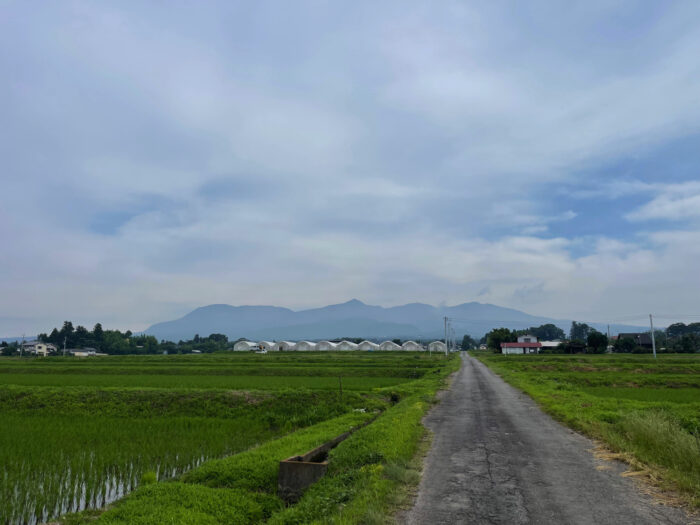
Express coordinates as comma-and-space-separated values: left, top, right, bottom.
473, 352, 700, 506
0, 351, 458, 524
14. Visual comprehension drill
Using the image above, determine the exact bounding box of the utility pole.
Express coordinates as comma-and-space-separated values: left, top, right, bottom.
63, 336, 67, 357
443, 316, 448, 356
649, 314, 657, 359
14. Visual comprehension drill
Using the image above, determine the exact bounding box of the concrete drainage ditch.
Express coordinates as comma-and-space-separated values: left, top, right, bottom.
278, 416, 377, 504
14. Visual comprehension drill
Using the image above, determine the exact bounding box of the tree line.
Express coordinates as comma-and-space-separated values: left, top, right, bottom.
475, 321, 700, 354
0, 321, 235, 356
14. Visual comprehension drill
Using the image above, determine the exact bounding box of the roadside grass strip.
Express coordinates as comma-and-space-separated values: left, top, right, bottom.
473, 352, 700, 507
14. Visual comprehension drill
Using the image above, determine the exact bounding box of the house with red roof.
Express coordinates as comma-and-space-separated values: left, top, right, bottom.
501, 334, 542, 355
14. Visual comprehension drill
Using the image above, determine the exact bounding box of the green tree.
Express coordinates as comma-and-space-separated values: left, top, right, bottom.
523, 323, 565, 341
586, 330, 608, 353
614, 337, 636, 353
486, 328, 516, 352
569, 321, 593, 341
93, 323, 104, 342
461, 334, 477, 350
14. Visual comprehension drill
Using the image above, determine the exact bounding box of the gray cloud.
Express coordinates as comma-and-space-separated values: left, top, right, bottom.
2, 1, 700, 335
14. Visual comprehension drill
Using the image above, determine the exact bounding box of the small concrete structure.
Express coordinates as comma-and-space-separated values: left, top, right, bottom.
293, 341, 317, 351
274, 341, 295, 351
428, 341, 447, 353
379, 341, 401, 351
357, 340, 379, 351
233, 341, 257, 352
401, 340, 423, 351
278, 417, 375, 503
316, 340, 338, 351
336, 340, 359, 351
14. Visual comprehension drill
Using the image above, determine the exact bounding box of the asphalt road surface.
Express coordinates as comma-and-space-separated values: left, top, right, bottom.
404, 353, 691, 525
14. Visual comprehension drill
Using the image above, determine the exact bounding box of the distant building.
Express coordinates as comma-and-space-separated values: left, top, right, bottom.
336, 340, 359, 351
357, 340, 379, 351
501, 335, 542, 355
401, 340, 423, 351
617, 333, 653, 348
233, 341, 257, 352
293, 341, 317, 351
274, 341, 295, 351
316, 341, 338, 351
539, 340, 562, 349
379, 341, 401, 351
428, 341, 447, 353
256, 341, 276, 352
68, 349, 102, 357
22, 341, 58, 356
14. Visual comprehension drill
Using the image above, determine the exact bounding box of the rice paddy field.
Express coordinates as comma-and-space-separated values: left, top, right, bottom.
473, 352, 700, 506
0, 352, 456, 524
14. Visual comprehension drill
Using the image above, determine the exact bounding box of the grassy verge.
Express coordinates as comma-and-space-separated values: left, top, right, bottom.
472, 352, 700, 507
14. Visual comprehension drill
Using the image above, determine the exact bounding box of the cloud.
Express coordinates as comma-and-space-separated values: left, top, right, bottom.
626, 181, 700, 221
2, 2, 700, 335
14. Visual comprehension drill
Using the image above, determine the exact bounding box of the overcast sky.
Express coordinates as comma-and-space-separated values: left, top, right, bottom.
2, 1, 700, 335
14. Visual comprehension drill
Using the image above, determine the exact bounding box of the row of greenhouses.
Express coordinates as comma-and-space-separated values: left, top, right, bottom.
232, 339, 448, 352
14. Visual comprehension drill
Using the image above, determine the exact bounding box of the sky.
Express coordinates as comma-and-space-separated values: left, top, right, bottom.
2, 1, 700, 336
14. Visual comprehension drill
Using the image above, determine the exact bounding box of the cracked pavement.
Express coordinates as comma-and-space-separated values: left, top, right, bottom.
403, 353, 691, 525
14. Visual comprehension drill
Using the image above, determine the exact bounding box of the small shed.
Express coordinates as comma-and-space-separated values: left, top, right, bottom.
275, 341, 295, 351
233, 341, 257, 352
357, 340, 379, 351
379, 341, 401, 351
294, 341, 317, 351
428, 341, 447, 353
401, 341, 423, 351
316, 341, 338, 351
336, 340, 359, 351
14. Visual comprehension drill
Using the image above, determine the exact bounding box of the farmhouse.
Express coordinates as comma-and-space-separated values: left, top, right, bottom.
501, 334, 542, 354
428, 341, 447, 353
293, 341, 317, 351
22, 341, 58, 356
617, 332, 653, 349
401, 341, 423, 351
316, 341, 338, 351
336, 340, 359, 351
379, 341, 401, 351
357, 340, 379, 351
233, 340, 257, 352
274, 341, 295, 351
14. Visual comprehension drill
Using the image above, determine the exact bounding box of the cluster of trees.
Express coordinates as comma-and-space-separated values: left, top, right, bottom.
0, 321, 235, 356
661, 322, 700, 353
480, 322, 609, 354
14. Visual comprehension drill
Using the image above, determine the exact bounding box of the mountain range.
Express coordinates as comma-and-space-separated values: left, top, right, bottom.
144, 299, 645, 342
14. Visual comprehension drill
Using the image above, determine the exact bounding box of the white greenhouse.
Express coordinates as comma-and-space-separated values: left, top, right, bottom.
379, 341, 401, 351
336, 340, 359, 351
257, 341, 276, 351
402, 340, 423, 351
428, 341, 447, 353
274, 341, 296, 351
316, 341, 338, 351
358, 340, 379, 351
233, 341, 257, 352
293, 341, 317, 351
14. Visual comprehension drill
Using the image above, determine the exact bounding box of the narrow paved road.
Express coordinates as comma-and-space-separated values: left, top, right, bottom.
404, 353, 690, 525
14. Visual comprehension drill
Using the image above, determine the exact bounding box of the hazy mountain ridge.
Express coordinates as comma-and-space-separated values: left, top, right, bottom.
144, 299, 645, 342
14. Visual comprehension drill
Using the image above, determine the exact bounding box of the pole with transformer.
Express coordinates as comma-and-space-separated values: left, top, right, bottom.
649, 314, 657, 359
